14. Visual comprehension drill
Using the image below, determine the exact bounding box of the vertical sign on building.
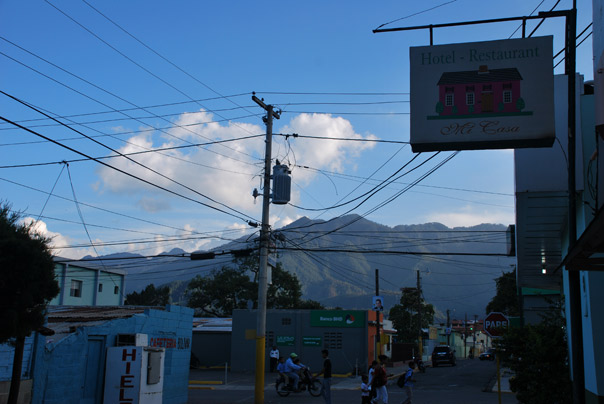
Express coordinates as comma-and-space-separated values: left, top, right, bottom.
104, 346, 142, 404
410, 36, 554, 152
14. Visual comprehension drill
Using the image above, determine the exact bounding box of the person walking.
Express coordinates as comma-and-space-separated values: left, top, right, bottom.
401, 361, 417, 404
316, 349, 332, 404
361, 374, 371, 404
371, 362, 388, 404
269, 346, 279, 372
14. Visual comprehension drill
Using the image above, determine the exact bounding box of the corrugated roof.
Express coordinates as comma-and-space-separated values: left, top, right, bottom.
437, 68, 523, 85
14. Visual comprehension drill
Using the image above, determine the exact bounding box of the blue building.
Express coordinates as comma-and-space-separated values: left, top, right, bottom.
51, 259, 126, 306
1, 305, 192, 404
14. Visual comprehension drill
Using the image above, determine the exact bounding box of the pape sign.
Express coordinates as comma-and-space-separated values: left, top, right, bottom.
409, 36, 555, 152
484, 312, 510, 337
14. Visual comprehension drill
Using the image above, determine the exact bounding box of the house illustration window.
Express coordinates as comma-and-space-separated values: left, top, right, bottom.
466, 92, 475, 106
445, 87, 454, 106
70, 280, 82, 298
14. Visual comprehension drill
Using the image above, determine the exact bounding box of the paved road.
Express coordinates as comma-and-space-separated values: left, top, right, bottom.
187, 359, 518, 403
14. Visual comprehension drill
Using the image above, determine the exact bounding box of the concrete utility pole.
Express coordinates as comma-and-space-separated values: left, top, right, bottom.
252, 94, 280, 404
375, 269, 381, 358
417, 270, 422, 358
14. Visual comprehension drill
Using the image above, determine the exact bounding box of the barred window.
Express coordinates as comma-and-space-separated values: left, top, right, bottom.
323, 332, 343, 349
281, 318, 291, 326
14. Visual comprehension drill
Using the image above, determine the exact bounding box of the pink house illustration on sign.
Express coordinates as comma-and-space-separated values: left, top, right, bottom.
433, 65, 527, 118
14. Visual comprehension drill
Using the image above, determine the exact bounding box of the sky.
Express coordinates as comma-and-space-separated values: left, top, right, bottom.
0, 0, 596, 260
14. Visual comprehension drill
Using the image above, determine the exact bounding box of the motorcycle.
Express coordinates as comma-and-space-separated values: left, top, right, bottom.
414, 356, 426, 373
276, 367, 322, 397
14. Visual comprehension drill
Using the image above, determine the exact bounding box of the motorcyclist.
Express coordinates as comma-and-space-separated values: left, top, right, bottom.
285, 353, 306, 391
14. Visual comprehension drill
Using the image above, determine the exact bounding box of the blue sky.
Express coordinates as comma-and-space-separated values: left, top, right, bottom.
0, 0, 595, 259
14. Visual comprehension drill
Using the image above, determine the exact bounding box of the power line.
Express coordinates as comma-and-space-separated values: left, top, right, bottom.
374, 0, 459, 30
2, 91, 259, 223
0, 114, 259, 225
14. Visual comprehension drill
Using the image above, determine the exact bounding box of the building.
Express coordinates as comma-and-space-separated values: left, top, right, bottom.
436, 66, 524, 116
513, 1, 604, 400
230, 309, 387, 374
51, 259, 126, 306
191, 317, 232, 368
0, 305, 192, 404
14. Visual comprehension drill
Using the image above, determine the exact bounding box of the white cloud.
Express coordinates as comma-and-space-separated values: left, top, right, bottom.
279, 113, 377, 186
23, 218, 96, 259
424, 206, 514, 228
95, 111, 377, 220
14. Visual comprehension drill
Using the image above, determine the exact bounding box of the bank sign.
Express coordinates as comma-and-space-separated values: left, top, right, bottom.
410, 36, 554, 152
310, 310, 365, 328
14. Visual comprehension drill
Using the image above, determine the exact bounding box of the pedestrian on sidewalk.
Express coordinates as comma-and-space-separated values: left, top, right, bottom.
269, 346, 279, 372
316, 349, 332, 404
401, 361, 417, 404
368, 360, 378, 401
361, 374, 371, 404
371, 362, 388, 404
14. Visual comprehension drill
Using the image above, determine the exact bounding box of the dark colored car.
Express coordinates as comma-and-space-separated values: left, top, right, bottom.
431, 345, 456, 367
479, 349, 495, 361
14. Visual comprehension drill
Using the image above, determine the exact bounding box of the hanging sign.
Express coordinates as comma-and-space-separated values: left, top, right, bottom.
410, 36, 554, 152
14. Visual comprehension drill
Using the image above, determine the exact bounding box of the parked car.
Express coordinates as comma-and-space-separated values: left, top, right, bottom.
479, 348, 495, 361
431, 345, 456, 367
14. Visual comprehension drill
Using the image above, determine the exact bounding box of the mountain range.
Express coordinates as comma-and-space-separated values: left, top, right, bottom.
85, 215, 514, 321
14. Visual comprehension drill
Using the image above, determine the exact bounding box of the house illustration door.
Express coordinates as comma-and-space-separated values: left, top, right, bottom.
481, 92, 493, 112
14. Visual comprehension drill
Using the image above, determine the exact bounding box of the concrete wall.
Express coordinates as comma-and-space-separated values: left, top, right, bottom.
231, 309, 369, 374
0, 379, 32, 404
191, 332, 231, 368
31, 305, 193, 404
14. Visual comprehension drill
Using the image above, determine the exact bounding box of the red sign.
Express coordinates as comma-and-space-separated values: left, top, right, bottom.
484, 312, 509, 337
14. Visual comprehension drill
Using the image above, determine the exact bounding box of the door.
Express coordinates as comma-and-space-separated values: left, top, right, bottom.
81, 336, 105, 404
481, 92, 493, 112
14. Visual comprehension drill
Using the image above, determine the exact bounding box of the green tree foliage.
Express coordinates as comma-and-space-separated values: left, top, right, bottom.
516, 97, 526, 111
497, 298, 571, 404
435, 101, 444, 115
186, 252, 324, 316
389, 287, 434, 344
125, 284, 171, 306
187, 266, 255, 317
486, 269, 520, 316
0, 203, 59, 404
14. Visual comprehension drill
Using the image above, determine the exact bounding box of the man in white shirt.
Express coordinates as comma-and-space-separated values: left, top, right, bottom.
269, 346, 280, 372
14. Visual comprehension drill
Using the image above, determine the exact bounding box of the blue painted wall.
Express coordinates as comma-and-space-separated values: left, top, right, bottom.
31, 305, 193, 404
0, 335, 37, 381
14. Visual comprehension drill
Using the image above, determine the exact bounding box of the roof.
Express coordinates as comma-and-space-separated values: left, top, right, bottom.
193, 317, 232, 332
45, 305, 164, 343
53, 256, 126, 276
437, 68, 523, 85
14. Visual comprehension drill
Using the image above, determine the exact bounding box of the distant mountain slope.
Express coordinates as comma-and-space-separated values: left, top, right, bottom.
88, 215, 513, 320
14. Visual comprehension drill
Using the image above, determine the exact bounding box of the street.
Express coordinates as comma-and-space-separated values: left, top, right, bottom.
187, 359, 519, 403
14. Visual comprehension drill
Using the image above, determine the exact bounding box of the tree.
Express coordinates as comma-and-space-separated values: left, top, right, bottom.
186, 251, 324, 316
187, 266, 255, 317
0, 204, 59, 404
435, 101, 444, 115
389, 287, 434, 344
125, 284, 171, 306
497, 298, 571, 404
486, 269, 520, 316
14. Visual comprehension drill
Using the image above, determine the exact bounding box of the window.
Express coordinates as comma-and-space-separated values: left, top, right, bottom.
98, 283, 103, 293
445, 93, 454, 107
466, 92, 475, 105
114, 286, 119, 295
70, 280, 82, 298
323, 332, 343, 349
281, 317, 291, 326
483, 85, 492, 91
503, 90, 512, 103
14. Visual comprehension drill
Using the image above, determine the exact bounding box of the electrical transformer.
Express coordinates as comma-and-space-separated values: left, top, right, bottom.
272, 164, 291, 204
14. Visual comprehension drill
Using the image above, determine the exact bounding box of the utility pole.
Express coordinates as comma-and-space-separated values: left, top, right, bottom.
375, 269, 381, 359
417, 270, 422, 358
252, 94, 280, 404
446, 309, 450, 346
464, 313, 468, 358
473, 314, 478, 358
